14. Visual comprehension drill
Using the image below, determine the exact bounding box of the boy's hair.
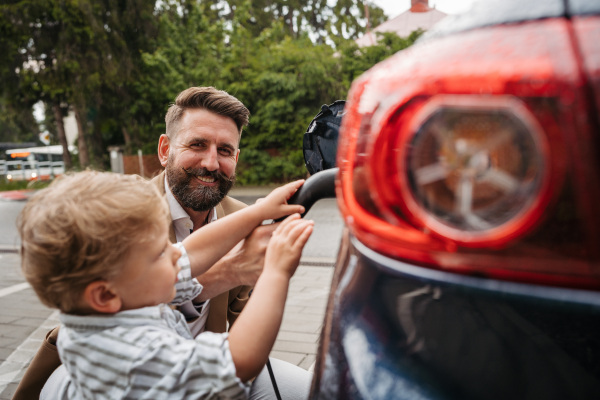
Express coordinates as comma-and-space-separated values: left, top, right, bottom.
165, 86, 250, 139
18, 171, 170, 314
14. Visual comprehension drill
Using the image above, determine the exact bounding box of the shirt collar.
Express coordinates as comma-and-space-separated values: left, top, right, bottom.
164, 176, 191, 223
60, 305, 166, 330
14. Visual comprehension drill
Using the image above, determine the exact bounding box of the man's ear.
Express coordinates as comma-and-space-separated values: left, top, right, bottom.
235, 148, 240, 163
83, 281, 122, 314
158, 134, 170, 167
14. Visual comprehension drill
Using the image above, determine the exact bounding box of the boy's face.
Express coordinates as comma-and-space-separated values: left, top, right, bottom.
113, 223, 182, 311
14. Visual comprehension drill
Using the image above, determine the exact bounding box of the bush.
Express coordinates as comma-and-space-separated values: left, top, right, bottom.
237, 149, 306, 185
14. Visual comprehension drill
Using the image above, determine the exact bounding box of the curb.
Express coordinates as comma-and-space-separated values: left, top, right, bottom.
0, 190, 35, 201
0, 245, 19, 253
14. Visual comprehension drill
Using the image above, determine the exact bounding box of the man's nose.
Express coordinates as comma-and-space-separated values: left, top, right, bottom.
200, 148, 219, 171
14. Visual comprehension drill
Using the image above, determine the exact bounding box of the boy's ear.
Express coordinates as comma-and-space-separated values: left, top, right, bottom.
158, 134, 170, 167
83, 281, 122, 314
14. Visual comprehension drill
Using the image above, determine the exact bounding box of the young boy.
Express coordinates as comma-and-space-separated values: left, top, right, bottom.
18, 170, 314, 399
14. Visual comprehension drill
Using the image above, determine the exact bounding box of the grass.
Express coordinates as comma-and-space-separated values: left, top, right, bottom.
0, 179, 52, 192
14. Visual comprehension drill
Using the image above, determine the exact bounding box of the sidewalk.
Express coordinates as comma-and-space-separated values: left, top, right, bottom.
0, 252, 334, 399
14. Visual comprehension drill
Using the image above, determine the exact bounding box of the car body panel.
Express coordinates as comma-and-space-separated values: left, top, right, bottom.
424, 0, 565, 40
311, 233, 600, 399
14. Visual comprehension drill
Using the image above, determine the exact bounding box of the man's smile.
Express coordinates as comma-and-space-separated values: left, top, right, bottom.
181, 167, 219, 185
196, 175, 215, 184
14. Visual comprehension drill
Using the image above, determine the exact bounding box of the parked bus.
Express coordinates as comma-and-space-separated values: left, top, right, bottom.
1, 145, 74, 181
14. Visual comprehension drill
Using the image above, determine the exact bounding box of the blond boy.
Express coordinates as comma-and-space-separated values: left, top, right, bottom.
18, 171, 313, 399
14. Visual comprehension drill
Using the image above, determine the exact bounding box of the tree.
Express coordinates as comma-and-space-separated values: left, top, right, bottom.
339, 29, 424, 86
0, 98, 39, 143
0, 0, 158, 168
205, 0, 386, 43
1, 0, 421, 182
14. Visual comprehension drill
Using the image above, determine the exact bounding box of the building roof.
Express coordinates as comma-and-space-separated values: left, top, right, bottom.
357, 4, 447, 47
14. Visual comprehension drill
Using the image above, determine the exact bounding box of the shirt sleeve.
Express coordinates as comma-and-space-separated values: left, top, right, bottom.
170, 242, 203, 305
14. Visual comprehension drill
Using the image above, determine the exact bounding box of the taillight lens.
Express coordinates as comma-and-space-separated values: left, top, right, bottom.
394, 96, 550, 247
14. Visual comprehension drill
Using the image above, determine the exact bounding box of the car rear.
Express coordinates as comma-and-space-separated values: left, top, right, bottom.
310, 0, 600, 398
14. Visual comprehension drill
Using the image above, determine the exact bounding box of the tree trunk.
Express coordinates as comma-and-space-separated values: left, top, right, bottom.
52, 101, 72, 170
121, 126, 132, 148
90, 101, 105, 168
73, 105, 90, 168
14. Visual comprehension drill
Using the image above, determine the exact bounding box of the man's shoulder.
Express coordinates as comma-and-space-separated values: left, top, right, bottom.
150, 171, 166, 194
219, 195, 247, 216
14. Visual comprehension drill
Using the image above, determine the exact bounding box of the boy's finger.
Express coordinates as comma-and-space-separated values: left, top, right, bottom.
282, 204, 305, 215
279, 179, 305, 200
285, 219, 314, 242
292, 223, 314, 249
274, 213, 301, 234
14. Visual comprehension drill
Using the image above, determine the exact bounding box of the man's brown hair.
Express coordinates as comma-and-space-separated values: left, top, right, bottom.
165, 86, 250, 139
18, 171, 170, 314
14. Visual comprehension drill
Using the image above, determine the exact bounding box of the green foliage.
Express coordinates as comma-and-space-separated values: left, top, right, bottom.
0, 98, 39, 143
0, 178, 51, 192
237, 148, 306, 185
1, 0, 423, 184
338, 29, 424, 86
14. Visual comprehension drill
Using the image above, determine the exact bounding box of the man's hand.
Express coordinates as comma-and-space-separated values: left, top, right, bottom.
193, 223, 278, 301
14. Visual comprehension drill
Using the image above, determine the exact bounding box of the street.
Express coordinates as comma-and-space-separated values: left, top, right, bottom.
0, 188, 343, 399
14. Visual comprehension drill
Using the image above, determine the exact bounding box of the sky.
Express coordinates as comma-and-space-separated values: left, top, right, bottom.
371, 0, 477, 18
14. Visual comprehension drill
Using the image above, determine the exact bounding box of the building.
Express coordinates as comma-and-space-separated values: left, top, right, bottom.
356, 0, 447, 47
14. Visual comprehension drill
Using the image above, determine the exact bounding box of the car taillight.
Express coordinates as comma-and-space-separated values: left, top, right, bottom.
386, 95, 551, 247
337, 18, 600, 289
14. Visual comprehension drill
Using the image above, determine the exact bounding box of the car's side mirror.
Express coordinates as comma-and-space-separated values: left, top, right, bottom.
303, 100, 345, 175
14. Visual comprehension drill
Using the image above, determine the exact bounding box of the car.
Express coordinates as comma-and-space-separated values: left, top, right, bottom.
294, 0, 600, 398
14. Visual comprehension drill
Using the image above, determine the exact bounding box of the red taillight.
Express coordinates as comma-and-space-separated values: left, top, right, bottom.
337, 18, 600, 289
378, 95, 552, 247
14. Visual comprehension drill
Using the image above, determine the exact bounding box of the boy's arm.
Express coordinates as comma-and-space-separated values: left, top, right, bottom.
227, 214, 314, 381
182, 180, 305, 278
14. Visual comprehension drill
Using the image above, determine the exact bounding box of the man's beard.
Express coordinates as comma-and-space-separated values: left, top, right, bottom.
166, 161, 235, 212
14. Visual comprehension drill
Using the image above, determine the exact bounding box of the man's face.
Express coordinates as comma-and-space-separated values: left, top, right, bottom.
161, 108, 240, 212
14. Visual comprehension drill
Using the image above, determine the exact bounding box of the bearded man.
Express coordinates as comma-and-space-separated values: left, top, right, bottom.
154, 87, 258, 334
152, 87, 312, 399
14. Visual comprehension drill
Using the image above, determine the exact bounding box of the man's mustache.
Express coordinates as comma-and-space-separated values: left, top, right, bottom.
181, 167, 230, 181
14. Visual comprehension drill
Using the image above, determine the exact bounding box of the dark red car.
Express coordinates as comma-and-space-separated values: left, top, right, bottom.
297, 0, 600, 398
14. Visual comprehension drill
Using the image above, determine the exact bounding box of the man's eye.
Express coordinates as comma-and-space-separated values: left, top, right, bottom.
218, 148, 232, 156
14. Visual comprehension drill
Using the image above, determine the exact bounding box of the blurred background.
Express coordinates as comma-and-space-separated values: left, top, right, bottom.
0, 0, 472, 187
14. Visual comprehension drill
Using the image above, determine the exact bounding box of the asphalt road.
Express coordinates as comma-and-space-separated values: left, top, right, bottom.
0, 201, 24, 249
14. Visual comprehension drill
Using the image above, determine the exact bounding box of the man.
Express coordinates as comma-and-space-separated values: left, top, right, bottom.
14, 87, 311, 400
154, 86, 267, 334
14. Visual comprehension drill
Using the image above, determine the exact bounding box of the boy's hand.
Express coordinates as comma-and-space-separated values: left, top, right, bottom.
264, 214, 314, 279
257, 180, 306, 222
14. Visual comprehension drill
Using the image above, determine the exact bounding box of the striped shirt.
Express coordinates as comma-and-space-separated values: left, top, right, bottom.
56, 243, 249, 399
